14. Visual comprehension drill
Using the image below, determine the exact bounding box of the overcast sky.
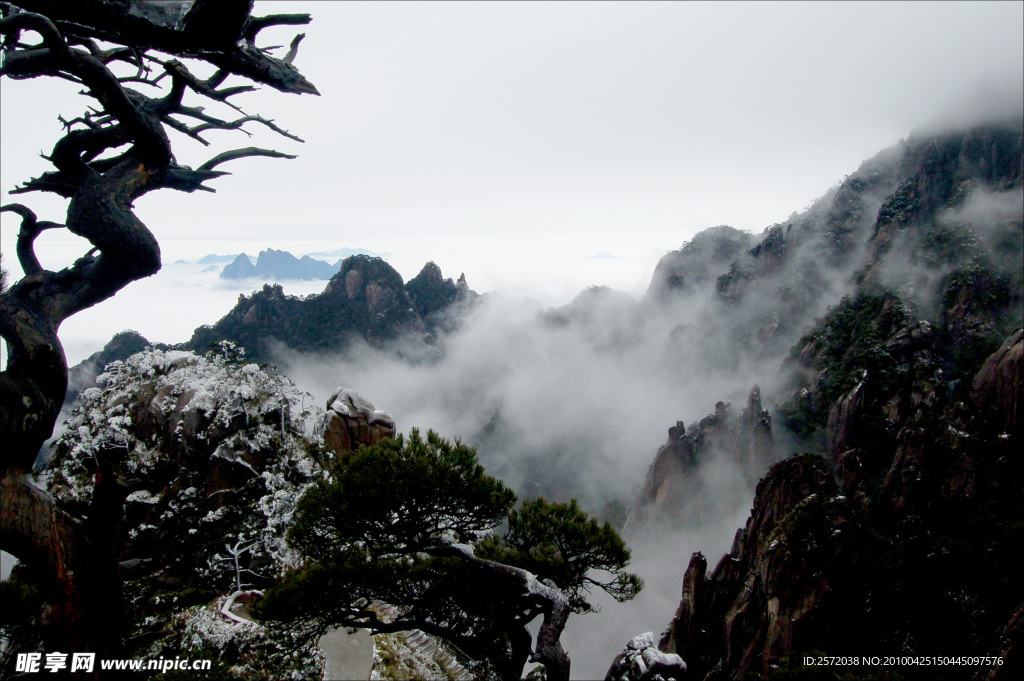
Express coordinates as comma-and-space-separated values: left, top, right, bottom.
2, 1, 1023, 360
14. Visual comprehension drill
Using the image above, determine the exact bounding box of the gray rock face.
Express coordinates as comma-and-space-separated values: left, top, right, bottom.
825, 374, 866, 471
322, 387, 397, 455
647, 226, 753, 302
658, 455, 843, 681
639, 385, 773, 524
971, 328, 1023, 434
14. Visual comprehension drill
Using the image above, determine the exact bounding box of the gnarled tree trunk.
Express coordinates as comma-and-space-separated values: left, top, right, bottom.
1, 0, 316, 652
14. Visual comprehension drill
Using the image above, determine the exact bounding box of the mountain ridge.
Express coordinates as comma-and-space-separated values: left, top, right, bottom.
619, 117, 1022, 681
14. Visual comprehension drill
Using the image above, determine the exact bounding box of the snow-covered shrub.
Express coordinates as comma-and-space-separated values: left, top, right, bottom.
47, 344, 329, 649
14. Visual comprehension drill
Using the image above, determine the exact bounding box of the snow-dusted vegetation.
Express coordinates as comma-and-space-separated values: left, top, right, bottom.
44, 345, 328, 678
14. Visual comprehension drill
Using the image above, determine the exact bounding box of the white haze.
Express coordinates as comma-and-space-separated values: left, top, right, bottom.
272, 252, 855, 675
278, 290, 781, 503
265, 135, 1024, 673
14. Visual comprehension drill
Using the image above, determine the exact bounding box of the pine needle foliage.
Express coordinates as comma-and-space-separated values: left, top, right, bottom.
259, 429, 641, 679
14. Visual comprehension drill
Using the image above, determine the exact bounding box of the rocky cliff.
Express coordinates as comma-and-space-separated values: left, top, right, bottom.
655, 323, 1022, 680
630, 119, 1022, 681
649, 119, 1021, 370
639, 385, 774, 526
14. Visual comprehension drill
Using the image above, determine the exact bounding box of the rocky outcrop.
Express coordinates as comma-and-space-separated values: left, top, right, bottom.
647, 226, 753, 302
186, 256, 478, 361
639, 386, 773, 524
320, 255, 428, 343
658, 455, 845, 680
405, 261, 460, 317
48, 348, 323, 599
971, 328, 1023, 433
322, 387, 396, 455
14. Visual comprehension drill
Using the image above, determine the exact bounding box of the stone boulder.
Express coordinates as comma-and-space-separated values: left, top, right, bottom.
322, 388, 397, 455
605, 631, 686, 681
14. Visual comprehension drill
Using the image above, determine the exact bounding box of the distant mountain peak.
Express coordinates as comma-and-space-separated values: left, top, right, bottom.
219, 248, 336, 281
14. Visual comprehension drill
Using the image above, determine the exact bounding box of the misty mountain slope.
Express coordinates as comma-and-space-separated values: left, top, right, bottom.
646, 141, 907, 372
646, 119, 1021, 376
647, 226, 755, 301
649, 324, 1022, 681
631, 121, 1023, 681
626, 117, 1021, 509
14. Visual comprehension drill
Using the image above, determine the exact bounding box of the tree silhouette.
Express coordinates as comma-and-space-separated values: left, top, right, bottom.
0, 0, 317, 653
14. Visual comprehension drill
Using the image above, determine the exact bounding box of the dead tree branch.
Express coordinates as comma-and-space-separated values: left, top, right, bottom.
1, 204, 64, 275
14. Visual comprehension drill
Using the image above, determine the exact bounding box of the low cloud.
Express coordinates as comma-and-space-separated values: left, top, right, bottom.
273, 256, 825, 672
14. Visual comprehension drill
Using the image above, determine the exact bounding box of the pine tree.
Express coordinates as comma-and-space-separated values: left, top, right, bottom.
259, 429, 642, 681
